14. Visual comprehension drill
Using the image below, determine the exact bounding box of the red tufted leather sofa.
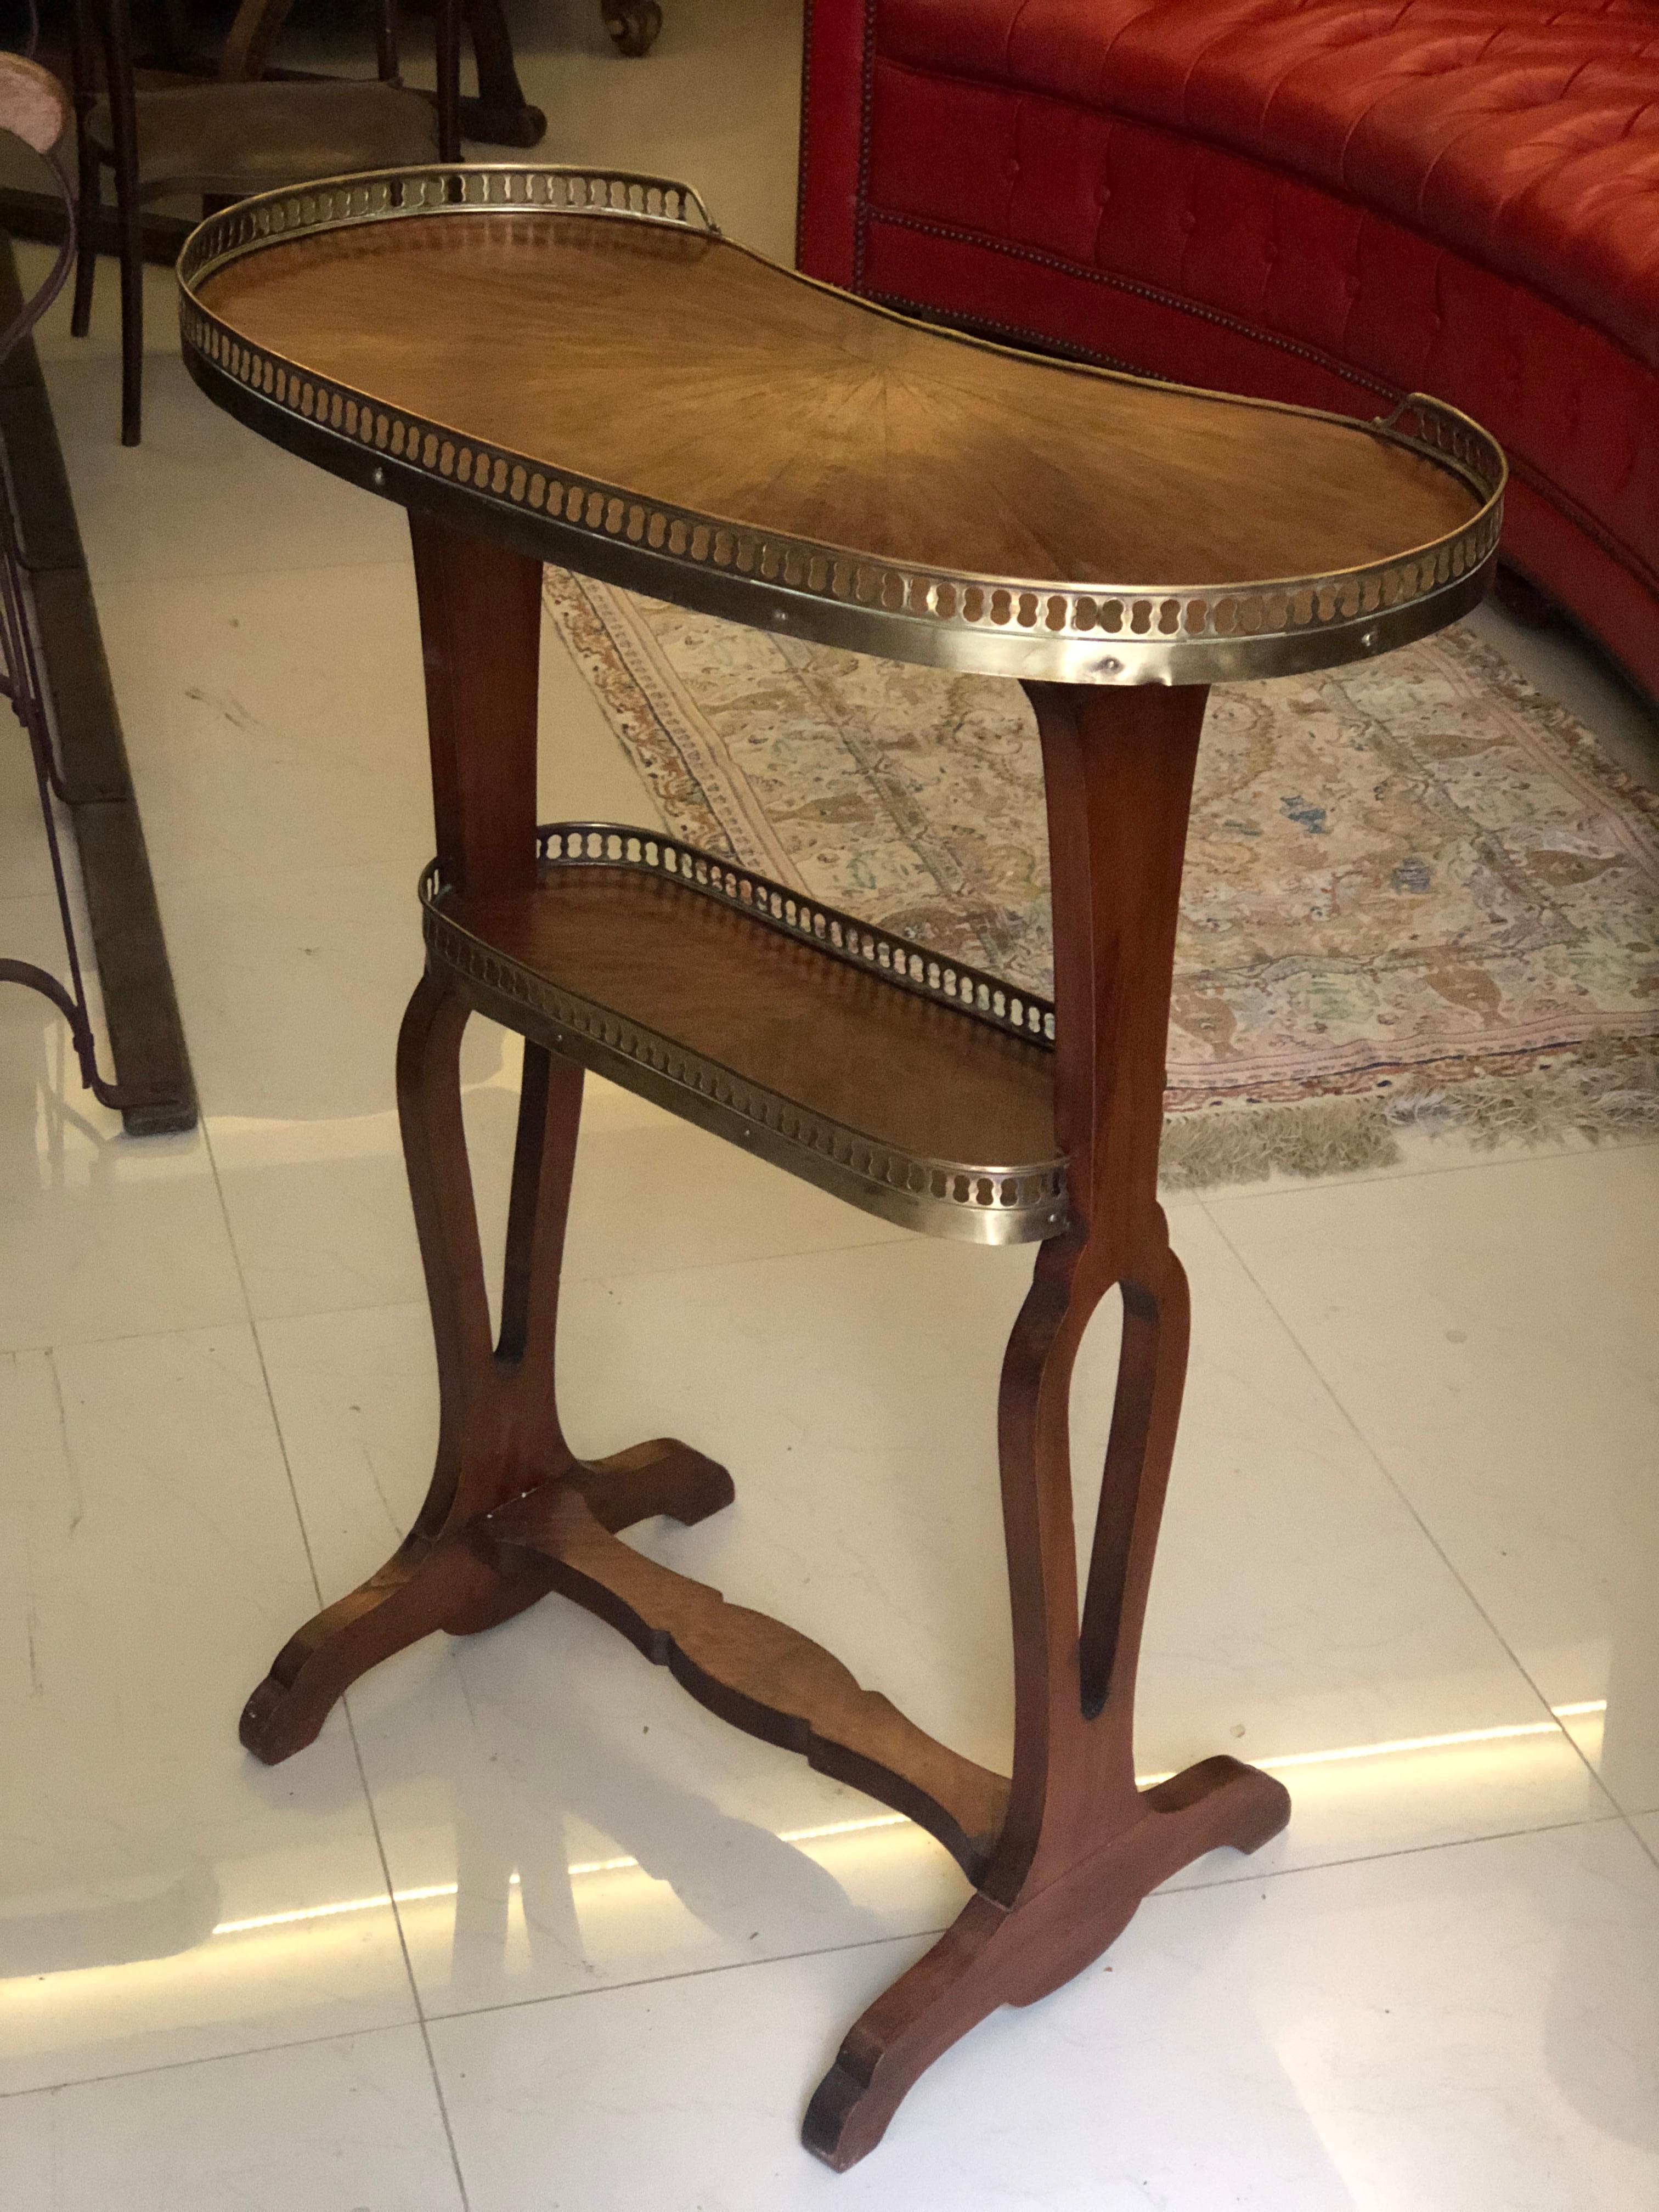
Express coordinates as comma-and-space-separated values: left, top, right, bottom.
797, 0, 1659, 697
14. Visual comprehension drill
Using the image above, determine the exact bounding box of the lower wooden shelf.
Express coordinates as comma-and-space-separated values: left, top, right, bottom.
422, 823, 1068, 1243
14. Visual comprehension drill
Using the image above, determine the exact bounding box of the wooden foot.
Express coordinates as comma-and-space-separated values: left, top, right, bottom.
240, 1527, 545, 1764
240, 1434, 733, 1764
1492, 561, 1557, 630
461, 0, 548, 140
456, 93, 549, 145
804, 1757, 1288, 2169
562, 1437, 735, 1545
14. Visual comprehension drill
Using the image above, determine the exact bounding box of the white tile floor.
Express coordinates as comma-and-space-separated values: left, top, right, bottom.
4, 1, 1658, 2201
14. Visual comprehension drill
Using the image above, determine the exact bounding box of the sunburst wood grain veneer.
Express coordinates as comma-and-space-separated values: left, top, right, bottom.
178, 166, 1504, 2169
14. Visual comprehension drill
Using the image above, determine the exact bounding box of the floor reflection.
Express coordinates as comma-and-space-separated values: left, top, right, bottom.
0, 1855, 221, 1978
433, 1684, 895, 1990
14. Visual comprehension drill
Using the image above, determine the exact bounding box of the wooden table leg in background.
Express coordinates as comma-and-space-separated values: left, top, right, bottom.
238, 517, 729, 1763
802, 680, 1290, 2167
458, 0, 548, 147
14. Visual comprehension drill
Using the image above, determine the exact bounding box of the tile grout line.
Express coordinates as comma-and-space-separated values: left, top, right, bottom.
342, 1696, 475, 2212
1184, 1129, 1659, 1210
0, 2018, 454, 2106
197, 1114, 326, 1616
1149, 1806, 1634, 1895
196, 1112, 466, 2191
1197, 1192, 1624, 1814
412, 1923, 952, 2035
4, 1802, 1650, 2112
375, 1804, 1645, 2043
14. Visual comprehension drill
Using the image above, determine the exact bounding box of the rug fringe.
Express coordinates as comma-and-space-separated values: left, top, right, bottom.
1160, 1043, 1659, 1192
1159, 1097, 1398, 1190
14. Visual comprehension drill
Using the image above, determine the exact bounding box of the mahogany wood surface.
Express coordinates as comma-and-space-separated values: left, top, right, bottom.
408, 512, 541, 898
196, 212, 1481, 591
444, 864, 1058, 1170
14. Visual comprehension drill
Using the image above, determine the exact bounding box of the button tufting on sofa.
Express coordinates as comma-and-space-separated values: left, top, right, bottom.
798, 0, 1659, 697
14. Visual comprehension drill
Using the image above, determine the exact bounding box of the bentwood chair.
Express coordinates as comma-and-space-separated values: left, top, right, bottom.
69, 0, 462, 444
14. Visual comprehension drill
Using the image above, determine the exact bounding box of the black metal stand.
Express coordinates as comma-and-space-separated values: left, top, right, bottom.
0, 148, 195, 1131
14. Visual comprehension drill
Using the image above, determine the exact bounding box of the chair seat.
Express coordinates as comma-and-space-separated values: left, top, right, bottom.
0, 52, 70, 157
88, 78, 440, 199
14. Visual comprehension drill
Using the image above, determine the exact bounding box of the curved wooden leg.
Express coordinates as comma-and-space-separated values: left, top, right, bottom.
241, 975, 732, 1764
239, 1526, 538, 1765
804, 680, 1290, 2165
241, 975, 536, 1761
806, 1237, 1286, 2168
461, 0, 548, 143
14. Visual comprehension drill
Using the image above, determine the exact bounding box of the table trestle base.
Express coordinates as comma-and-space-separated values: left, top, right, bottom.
235, 551, 1293, 2163
804, 1752, 1289, 2168
237, 958, 1288, 2157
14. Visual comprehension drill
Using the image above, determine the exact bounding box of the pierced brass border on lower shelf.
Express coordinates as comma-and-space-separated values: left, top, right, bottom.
420, 823, 1070, 1247
538, 824, 1059, 1043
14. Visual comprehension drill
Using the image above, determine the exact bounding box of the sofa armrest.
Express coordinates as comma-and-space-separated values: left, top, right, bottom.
797, 0, 872, 285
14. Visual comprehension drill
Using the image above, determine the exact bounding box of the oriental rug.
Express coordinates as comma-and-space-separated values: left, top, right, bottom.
545, 571, 1659, 1188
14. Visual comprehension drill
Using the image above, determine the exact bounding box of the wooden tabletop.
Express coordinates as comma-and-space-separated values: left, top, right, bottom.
181, 168, 1505, 681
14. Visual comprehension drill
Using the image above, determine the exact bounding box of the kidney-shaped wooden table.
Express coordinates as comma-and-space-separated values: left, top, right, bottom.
178, 165, 1504, 2170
